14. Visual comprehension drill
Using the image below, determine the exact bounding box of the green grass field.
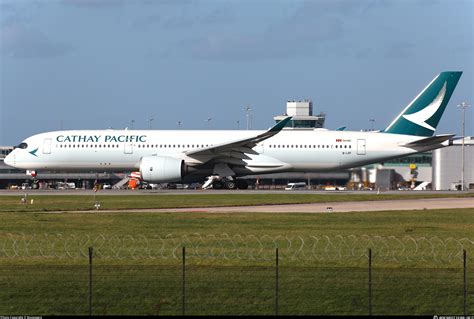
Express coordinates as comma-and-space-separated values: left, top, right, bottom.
1, 192, 473, 212
0, 193, 473, 315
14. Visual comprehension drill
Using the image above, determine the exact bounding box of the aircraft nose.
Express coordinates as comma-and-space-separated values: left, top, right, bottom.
4, 152, 14, 167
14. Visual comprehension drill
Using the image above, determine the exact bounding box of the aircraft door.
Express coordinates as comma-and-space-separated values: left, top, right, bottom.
357, 139, 366, 155
124, 142, 133, 154
43, 138, 52, 154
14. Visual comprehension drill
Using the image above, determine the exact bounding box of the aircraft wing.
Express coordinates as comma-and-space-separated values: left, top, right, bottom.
185, 117, 292, 159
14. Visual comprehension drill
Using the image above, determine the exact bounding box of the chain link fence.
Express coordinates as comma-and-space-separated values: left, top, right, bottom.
0, 233, 472, 315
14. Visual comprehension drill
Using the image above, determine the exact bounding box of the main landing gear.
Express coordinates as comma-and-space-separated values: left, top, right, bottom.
202, 176, 248, 190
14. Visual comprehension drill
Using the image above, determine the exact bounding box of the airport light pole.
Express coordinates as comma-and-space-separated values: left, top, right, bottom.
205, 117, 212, 128
148, 117, 154, 129
369, 118, 375, 131
177, 121, 182, 129
131, 119, 135, 130
457, 101, 470, 191
244, 106, 252, 130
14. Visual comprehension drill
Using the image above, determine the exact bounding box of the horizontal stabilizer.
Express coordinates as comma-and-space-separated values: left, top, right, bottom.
401, 134, 455, 148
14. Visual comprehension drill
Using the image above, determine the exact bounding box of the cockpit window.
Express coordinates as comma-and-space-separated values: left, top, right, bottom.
17, 143, 28, 149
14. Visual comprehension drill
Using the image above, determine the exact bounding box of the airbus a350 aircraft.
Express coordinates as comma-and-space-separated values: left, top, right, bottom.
4, 71, 462, 189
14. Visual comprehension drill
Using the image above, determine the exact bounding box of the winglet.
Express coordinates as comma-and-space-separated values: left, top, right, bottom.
269, 116, 292, 132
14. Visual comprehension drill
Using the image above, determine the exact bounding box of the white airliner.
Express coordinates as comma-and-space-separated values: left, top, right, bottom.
4, 71, 462, 189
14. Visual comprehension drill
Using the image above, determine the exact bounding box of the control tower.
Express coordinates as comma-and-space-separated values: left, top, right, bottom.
274, 100, 325, 128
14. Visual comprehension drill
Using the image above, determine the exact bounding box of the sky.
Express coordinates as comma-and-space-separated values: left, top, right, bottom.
0, 0, 473, 145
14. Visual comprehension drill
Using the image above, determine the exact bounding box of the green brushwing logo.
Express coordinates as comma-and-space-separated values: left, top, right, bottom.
29, 148, 39, 157
402, 81, 447, 131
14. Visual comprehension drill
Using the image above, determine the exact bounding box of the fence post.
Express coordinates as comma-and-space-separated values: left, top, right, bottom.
182, 246, 186, 316
89, 246, 93, 316
368, 248, 372, 316
275, 247, 279, 316
464, 249, 467, 316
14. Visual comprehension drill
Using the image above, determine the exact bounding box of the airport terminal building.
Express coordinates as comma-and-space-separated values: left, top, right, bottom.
432, 137, 474, 190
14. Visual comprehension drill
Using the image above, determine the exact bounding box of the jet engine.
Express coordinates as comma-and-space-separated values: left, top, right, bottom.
139, 156, 187, 182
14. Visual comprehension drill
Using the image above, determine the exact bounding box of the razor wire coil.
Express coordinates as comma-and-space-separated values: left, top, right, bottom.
0, 233, 472, 264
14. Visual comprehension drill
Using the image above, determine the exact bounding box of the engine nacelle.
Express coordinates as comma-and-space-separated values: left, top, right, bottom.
139, 156, 186, 182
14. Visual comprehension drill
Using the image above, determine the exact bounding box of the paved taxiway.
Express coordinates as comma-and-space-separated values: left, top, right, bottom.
145, 197, 473, 214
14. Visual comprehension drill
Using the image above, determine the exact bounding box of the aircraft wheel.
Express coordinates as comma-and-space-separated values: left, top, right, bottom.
225, 180, 236, 189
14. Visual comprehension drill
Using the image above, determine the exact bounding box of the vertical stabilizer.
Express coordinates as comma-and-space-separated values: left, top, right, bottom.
384, 71, 462, 136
